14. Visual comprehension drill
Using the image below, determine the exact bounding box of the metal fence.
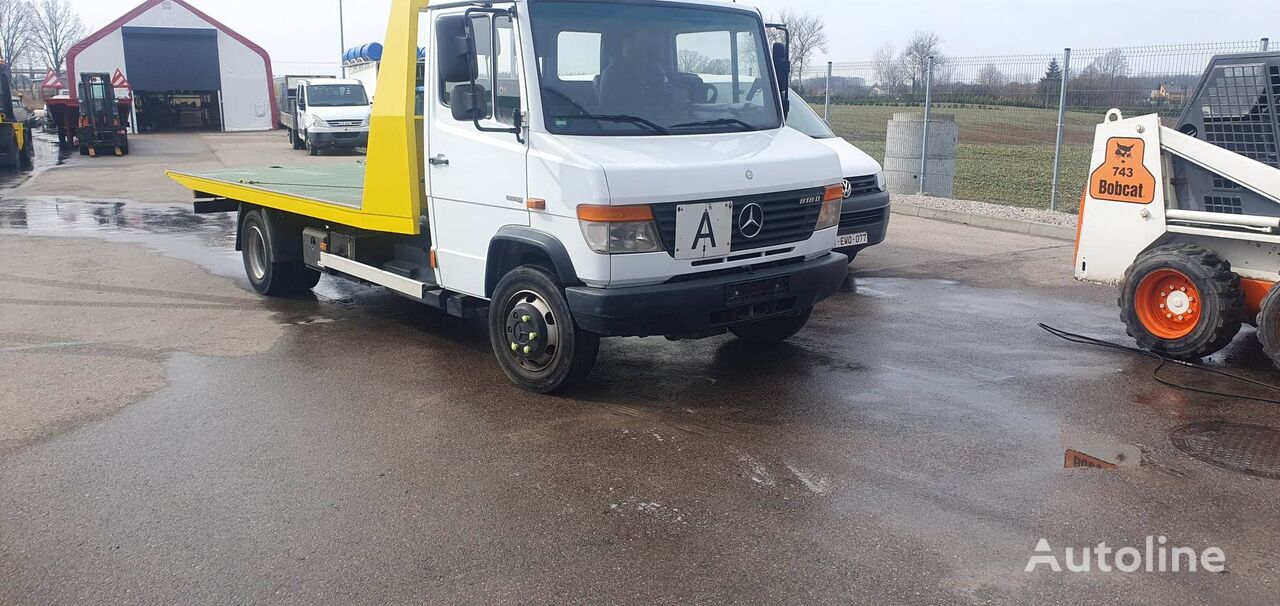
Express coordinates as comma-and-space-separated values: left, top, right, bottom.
800, 39, 1272, 212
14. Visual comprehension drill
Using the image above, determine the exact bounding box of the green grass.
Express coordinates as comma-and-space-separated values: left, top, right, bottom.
823, 103, 1104, 212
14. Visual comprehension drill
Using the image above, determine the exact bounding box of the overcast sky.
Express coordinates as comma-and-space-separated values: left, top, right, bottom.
70, 0, 1275, 73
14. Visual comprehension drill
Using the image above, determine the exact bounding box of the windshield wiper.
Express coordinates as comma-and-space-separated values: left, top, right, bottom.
556, 114, 670, 135
669, 118, 757, 131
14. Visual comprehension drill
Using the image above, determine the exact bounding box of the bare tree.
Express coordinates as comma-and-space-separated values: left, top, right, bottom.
976, 63, 1008, 90
1082, 48, 1129, 80
873, 43, 905, 92
900, 30, 944, 94
767, 10, 828, 92
31, 0, 84, 73
0, 0, 35, 68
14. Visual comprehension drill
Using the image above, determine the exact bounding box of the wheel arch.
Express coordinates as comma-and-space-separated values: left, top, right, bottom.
485, 227, 580, 298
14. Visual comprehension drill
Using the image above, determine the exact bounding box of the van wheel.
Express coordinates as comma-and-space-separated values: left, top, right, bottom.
290, 128, 304, 150
489, 266, 600, 394
241, 209, 321, 296
1119, 243, 1243, 359
307, 134, 319, 156
730, 308, 813, 345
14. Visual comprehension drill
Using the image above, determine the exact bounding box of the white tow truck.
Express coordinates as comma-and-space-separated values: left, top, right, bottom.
170, 0, 849, 393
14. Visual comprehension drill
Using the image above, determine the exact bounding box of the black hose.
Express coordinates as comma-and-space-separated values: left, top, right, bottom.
1038, 323, 1280, 405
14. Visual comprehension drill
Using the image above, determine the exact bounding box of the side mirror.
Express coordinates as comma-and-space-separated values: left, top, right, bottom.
772, 41, 791, 115
450, 83, 489, 122
437, 15, 477, 83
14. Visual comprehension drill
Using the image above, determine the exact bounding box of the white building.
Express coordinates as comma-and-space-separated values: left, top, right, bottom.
66, 0, 276, 132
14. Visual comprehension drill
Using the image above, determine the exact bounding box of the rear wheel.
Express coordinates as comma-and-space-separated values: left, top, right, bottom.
489, 266, 600, 394
240, 209, 321, 296
289, 128, 304, 150
730, 308, 813, 345
1119, 243, 1243, 359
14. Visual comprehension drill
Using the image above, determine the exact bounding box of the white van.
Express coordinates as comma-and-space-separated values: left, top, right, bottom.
277, 77, 371, 155
787, 92, 890, 260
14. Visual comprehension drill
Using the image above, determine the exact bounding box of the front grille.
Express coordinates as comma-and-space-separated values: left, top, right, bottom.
844, 174, 880, 198
841, 208, 887, 230
329, 120, 363, 127
652, 187, 825, 256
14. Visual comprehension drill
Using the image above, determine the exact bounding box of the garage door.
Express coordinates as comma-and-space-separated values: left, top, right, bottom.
121, 26, 221, 91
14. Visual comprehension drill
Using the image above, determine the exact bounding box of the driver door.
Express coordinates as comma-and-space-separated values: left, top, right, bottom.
427, 7, 529, 298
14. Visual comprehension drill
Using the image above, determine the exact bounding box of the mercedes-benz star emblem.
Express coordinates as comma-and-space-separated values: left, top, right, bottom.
739, 203, 765, 238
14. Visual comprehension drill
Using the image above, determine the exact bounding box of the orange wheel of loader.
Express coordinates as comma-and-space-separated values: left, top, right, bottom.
1119, 243, 1243, 360
1133, 268, 1201, 340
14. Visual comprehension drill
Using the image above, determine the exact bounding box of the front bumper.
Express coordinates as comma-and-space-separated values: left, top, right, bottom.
837, 190, 891, 251
566, 253, 849, 338
311, 130, 369, 148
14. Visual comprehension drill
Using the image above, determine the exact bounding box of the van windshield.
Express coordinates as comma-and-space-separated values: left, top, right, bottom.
528, 1, 782, 136
786, 91, 836, 139
307, 85, 369, 107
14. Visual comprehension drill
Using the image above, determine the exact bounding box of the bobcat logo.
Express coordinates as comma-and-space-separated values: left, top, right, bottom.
1114, 143, 1135, 159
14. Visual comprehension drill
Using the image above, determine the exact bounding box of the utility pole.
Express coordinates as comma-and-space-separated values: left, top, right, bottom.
339, 0, 347, 78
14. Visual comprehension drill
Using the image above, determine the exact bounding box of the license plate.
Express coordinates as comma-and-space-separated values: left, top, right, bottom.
674, 201, 734, 260
836, 232, 869, 248
726, 276, 790, 307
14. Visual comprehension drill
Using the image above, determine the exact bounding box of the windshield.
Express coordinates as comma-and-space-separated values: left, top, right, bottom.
528, 1, 781, 136
786, 90, 836, 139
307, 84, 369, 107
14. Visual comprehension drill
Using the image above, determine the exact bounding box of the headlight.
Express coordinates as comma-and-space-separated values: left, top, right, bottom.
815, 184, 844, 230
577, 205, 661, 255
875, 171, 886, 192
312, 116, 328, 127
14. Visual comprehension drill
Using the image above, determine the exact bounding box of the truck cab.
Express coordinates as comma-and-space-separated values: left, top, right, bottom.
171, 0, 849, 393
281, 78, 371, 154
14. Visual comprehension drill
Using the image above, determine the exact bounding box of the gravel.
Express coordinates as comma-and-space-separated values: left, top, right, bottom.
893, 193, 1079, 229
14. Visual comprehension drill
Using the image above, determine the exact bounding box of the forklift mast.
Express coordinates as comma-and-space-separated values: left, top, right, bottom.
79, 73, 116, 127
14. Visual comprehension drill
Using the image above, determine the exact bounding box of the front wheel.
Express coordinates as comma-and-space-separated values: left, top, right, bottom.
489, 266, 599, 394
730, 308, 813, 345
306, 133, 319, 156
1119, 243, 1243, 359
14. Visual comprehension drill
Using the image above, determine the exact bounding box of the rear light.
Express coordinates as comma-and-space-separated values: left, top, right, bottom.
577, 204, 661, 254
816, 184, 844, 230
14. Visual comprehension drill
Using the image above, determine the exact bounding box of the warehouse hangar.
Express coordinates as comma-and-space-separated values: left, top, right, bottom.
66, 0, 276, 132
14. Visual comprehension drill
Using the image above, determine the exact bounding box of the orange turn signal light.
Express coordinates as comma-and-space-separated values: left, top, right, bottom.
527, 198, 547, 211
577, 204, 654, 222
824, 184, 845, 202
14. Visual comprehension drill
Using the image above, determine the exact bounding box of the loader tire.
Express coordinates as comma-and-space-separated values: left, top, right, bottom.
1119, 243, 1243, 360
1255, 285, 1280, 370
19, 130, 33, 171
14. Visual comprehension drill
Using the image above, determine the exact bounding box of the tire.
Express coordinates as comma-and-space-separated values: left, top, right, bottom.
730, 308, 814, 345
289, 128, 304, 150
488, 265, 600, 394
1119, 243, 1243, 359
19, 131, 33, 171
1256, 285, 1280, 369
240, 209, 321, 296
306, 133, 319, 156
79, 144, 89, 156
3, 138, 17, 171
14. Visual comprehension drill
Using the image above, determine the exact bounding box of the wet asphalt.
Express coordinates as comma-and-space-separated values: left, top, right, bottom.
2, 135, 1280, 604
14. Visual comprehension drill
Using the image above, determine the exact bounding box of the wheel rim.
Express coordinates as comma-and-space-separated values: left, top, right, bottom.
245, 224, 268, 282
1135, 268, 1201, 339
502, 289, 561, 373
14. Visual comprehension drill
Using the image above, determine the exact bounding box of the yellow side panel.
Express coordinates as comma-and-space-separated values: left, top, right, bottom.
362, 0, 432, 234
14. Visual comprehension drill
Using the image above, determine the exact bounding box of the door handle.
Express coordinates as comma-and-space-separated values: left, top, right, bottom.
429, 154, 449, 166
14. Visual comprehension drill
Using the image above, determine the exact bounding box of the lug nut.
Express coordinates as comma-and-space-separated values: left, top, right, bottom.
1167, 313, 1173, 319
529, 332, 538, 340
1160, 304, 1166, 309
511, 342, 518, 352
523, 346, 532, 355
522, 315, 531, 323
1180, 287, 1187, 292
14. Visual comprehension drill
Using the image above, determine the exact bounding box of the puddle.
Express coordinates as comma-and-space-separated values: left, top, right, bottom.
0, 133, 73, 189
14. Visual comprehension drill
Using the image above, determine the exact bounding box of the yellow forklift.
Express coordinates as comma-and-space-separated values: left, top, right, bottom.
0, 60, 34, 171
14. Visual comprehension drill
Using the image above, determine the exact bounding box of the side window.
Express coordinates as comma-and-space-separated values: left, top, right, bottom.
557, 31, 601, 81
736, 31, 765, 105
492, 16, 520, 125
